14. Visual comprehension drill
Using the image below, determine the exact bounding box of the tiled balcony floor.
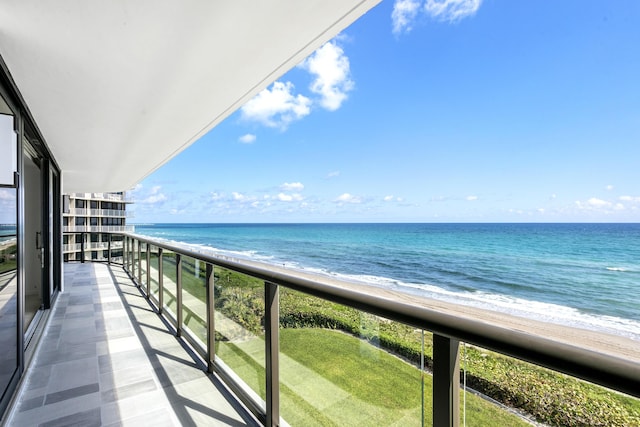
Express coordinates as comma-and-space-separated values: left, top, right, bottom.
6, 263, 256, 426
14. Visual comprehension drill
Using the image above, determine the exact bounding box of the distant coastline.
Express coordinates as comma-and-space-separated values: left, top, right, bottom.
133, 222, 640, 341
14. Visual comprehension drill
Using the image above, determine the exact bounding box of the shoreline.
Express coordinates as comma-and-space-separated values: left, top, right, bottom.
246, 257, 640, 365
134, 233, 640, 361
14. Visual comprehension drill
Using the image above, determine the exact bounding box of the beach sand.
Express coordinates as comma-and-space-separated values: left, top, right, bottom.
238, 258, 640, 365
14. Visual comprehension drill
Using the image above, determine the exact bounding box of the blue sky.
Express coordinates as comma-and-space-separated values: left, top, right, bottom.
130, 0, 640, 223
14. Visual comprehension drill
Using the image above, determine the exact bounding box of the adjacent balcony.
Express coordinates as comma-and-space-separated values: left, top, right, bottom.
63, 208, 133, 218
5, 232, 640, 426
63, 226, 135, 233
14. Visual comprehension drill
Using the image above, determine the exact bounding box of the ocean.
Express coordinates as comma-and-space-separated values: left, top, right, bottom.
133, 223, 640, 341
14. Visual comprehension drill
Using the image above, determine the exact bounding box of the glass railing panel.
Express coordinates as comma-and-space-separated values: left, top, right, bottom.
180, 255, 207, 351
148, 245, 159, 300
278, 288, 426, 426
111, 235, 124, 265
161, 249, 178, 327
458, 343, 640, 427
213, 266, 266, 411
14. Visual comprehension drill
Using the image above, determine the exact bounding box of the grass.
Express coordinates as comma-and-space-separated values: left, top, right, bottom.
218, 328, 532, 426
135, 257, 640, 426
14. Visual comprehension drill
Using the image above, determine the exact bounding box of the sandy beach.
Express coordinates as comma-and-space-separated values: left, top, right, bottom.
239, 257, 640, 365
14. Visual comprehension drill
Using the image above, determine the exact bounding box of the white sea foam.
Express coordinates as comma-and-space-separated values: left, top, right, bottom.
606, 267, 628, 272
321, 270, 640, 342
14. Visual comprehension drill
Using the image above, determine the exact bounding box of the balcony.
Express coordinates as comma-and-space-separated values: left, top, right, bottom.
63, 225, 135, 233
63, 208, 132, 218
70, 193, 134, 203
6, 232, 640, 426
4, 262, 256, 426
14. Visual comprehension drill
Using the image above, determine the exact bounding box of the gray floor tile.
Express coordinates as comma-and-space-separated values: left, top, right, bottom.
39, 407, 101, 427
6, 263, 254, 427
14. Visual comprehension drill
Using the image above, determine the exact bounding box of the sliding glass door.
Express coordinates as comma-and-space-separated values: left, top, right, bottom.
0, 90, 19, 415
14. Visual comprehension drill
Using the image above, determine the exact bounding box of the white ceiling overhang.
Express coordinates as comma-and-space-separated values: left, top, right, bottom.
0, 0, 380, 193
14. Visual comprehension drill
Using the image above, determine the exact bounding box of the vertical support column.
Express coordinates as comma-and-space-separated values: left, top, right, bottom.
137, 240, 142, 285
145, 244, 150, 296
265, 282, 280, 427
433, 334, 460, 427
128, 237, 133, 272
132, 239, 136, 275
206, 263, 215, 373
107, 233, 112, 265
158, 247, 164, 315
124, 236, 129, 271
176, 253, 183, 337
80, 232, 85, 263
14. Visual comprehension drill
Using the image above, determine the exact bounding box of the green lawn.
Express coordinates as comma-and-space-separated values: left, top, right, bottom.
217, 328, 532, 426
132, 260, 640, 426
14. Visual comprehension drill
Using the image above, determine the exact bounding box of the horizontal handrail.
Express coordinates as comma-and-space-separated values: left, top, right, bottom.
125, 232, 640, 399
63, 225, 134, 233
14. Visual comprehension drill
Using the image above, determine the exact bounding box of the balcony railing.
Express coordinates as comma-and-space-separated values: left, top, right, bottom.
70, 192, 133, 202
63, 225, 134, 233
66, 232, 640, 426
63, 208, 130, 218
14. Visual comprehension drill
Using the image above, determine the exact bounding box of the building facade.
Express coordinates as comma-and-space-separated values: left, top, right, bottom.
62, 192, 132, 263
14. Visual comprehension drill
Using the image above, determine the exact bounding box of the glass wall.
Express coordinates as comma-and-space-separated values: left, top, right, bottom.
0, 92, 19, 415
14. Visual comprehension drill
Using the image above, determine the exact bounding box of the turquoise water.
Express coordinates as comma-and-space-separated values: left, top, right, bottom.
133, 223, 640, 340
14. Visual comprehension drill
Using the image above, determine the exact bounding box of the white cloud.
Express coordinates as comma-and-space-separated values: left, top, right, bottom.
392, 0, 421, 34
241, 81, 311, 129
384, 195, 404, 202
0, 189, 15, 200
327, 171, 340, 178
301, 42, 354, 111
587, 197, 610, 207
606, 185, 614, 191
211, 192, 225, 201
466, 195, 478, 201
277, 193, 304, 202
138, 185, 167, 204
238, 133, 256, 144
574, 197, 617, 212
424, 0, 482, 22
620, 195, 640, 203
334, 193, 362, 204
232, 192, 246, 201
392, 0, 481, 34
140, 193, 166, 204
281, 182, 304, 191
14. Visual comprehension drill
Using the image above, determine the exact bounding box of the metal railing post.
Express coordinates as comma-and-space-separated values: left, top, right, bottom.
107, 233, 112, 265
433, 334, 460, 427
176, 253, 183, 337
145, 244, 151, 296
80, 232, 85, 263
206, 263, 215, 373
158, 247, 164, 315
265, 281, 280, 427
137, 240, 142, 285
124, 236, 128, 271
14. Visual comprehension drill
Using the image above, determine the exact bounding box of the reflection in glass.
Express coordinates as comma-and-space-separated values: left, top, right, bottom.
0, 188, 18, 400
279, 288, 425, 426
214, 266, 266, 411
180, 256, 207, 346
